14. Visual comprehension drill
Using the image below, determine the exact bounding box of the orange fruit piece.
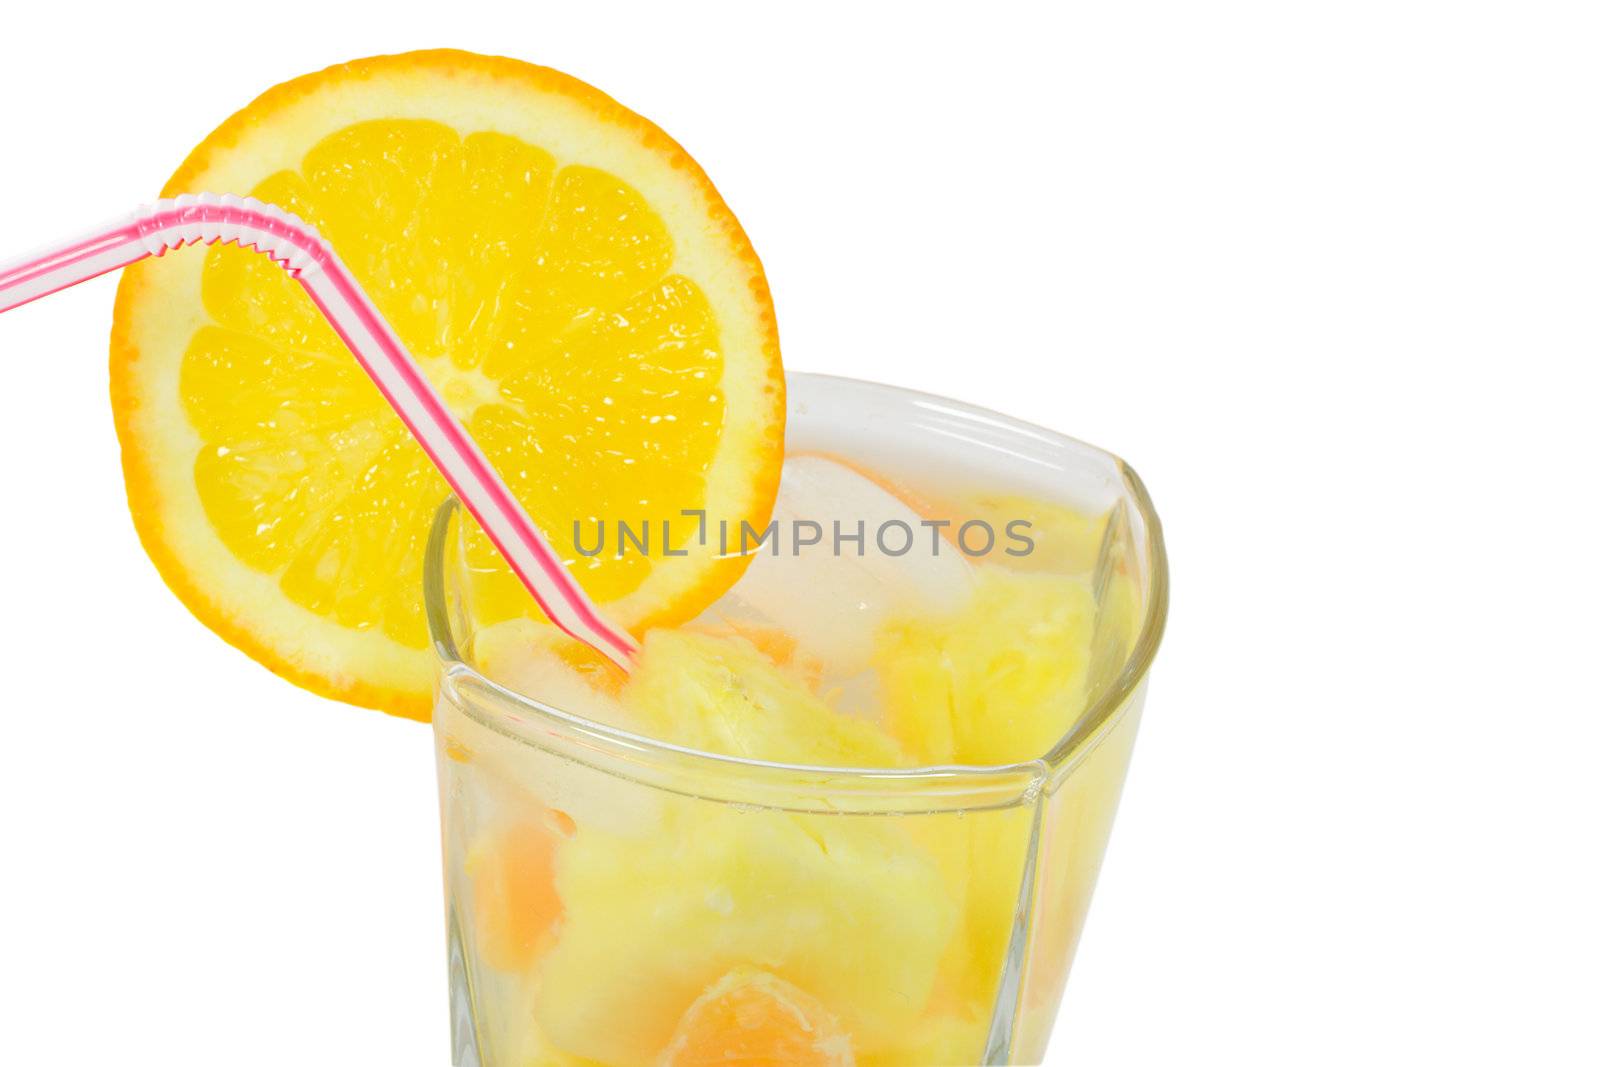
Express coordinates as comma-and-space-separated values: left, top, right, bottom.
110, 50, 784, 719
695, 619, 824, 689
465, 809, 573, 972
659, 968, 854, 1067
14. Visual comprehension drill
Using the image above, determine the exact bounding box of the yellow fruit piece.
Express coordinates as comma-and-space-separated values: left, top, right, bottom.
856, 1012, 987, 1067
536, 804, 957, 1064
111, 50, 784, 719
876, 567, 1096, 765
624, 629, 905, 767
1011, 706, 1143, 1062
659, 968, 853, 1067
704, 618, 825, 690
903, 804, 1037, 1025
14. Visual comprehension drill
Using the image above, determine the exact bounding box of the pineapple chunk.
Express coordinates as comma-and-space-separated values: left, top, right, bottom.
624, 629, 906, 768
524, 627, 955, 1063
875, 567, 1096, 766
536, 803, 958, 1063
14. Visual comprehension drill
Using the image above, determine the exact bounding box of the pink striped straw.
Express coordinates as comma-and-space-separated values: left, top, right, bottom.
0, 193, 639, 669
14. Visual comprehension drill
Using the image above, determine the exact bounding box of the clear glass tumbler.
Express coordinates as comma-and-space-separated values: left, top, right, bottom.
425, 372, 1167, 1066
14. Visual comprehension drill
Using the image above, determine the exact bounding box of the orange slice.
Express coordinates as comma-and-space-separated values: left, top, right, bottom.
659, 968, 853, 1067
110, 51, 784, 719
466, 807, 573, 972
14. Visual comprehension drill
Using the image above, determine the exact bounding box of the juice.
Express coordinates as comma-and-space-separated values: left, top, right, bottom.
431, 374, 1165, 1066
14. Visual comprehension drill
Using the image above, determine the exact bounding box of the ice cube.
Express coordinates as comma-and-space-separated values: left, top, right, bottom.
709, 455, 975, 676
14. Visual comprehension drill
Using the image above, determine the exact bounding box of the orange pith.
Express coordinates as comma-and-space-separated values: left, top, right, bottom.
659, 968, 853, 1067
110, 51, 784, 718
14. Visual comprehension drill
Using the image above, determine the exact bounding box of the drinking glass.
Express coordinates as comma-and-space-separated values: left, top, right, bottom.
425, 372, 1167, 1066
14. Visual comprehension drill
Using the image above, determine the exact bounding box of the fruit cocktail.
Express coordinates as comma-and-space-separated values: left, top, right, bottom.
0, 50, 1167, 1066
429, 373, 1166, 1066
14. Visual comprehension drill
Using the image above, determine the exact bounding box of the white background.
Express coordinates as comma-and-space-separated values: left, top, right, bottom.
1, 3, 1596, 1064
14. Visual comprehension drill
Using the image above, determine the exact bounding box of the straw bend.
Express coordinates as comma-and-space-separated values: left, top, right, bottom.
0, 193, 641, 670
134, 193, 328, 275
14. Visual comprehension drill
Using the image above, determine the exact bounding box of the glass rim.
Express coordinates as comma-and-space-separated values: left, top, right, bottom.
423, 371, 1168, 810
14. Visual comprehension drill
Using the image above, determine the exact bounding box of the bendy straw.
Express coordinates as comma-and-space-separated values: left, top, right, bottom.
0, 193, 640, 669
